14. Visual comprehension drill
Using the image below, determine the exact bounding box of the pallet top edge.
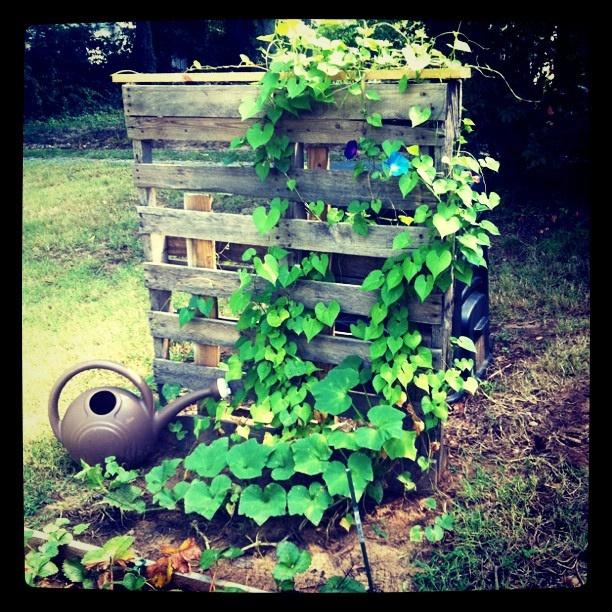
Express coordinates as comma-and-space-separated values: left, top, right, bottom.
112, 67, 471, 83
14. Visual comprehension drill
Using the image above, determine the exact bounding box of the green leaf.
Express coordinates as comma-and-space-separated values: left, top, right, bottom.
398, 75, 409, 93
409, 105, 432, 127
425, 248, 452, 279
387, 336, 403, 355
238, 97, 261, 120
320, 576, 367, 593
436, 513, 455, 531
121, 573, 146, 591
266, 442, 296, 480
392, 231, 412, 250
354, 427, 384, 451
463, 377, 479, 394
184, 475, 232, 520
323, 453, 373, 501
432, 214, 462, 239
196, 297, 214, 317
370, 337, 388, 360
399, 171, 419, 197
62, 558, 86, 583
425, 524, 445, 543
286, 178, 297, 191
382, 139, 403, 157
266, 308, 290, 328
253, 254, 279, 284
246, 121, 274, 149
314, 300, 340, 327
414, 274, 434, 302
367, 482, 384, 505
252, 206, 281, 235
292, 434, 332, 475
178, 307, 196, 327
366, 112, 383, 127
361, 269, 385, 291
480, 156, 500, 172
310, 253, 329, 276
383, 430, 417, 460
365, 89, 381, 101
450, 38, 471, 52
311, 366, 359, 415
227, 438, 272, 479
414, 204, 430, 224
454, 335, 477, 353
303, 315, 324, 342
397, 471, 416, 491
326, 430, 360, 450
145, 458, 182, 494
82, 535, 135, 567
184, 438, 228, 478
222, 546, 245, 559
274, 541, 312, 582
417, 166, 436, 184
409, 525, 424, 543
287, 482, 333, 526
199, 549, 221, 570
238, 483, 287, 526
386, 264, 404, 289
255, 160, 270, 181
424, 497, 437, 510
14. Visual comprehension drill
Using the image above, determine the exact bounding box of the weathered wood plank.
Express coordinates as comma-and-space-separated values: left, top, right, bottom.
184, 193, 220, 366
125, 116, 446, 145
148, 311, 441, 368
112, 67, 471, 83
153, 358, 381, 416
134, 164, 437, 207
26, 529, 268, 593
138, 208, 430, 258
123, 83, 447, 121
143, 262, 444, 325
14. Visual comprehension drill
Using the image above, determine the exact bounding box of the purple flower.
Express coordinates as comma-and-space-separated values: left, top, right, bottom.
383, 151, 410, 176
344, 140, 359, 160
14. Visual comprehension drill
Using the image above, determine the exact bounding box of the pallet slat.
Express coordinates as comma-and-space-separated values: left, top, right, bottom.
134, 164, 436, 207
112, 67, 471, 83
123, 83, 448, 121
138, 208, 430, 258
149, 312, 441, 368
143, 262, 444, 324
125, 116, 446, 145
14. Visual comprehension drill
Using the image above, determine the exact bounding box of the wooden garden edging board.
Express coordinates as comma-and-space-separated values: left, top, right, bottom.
117, 71, 464, 414
25, 529, 269, 593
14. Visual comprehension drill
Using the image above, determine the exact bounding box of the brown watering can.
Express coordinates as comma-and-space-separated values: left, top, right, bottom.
48, 360, 231, 468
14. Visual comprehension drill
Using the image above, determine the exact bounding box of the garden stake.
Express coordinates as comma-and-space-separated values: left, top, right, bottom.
345, 467, 375, 592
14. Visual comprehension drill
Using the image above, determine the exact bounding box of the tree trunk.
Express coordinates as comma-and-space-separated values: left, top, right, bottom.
133, 21, 157, 72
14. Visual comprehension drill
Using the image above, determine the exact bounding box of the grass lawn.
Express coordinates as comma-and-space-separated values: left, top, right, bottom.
22, 132, 589, 589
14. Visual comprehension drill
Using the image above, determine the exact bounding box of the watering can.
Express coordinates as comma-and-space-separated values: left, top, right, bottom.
48, 360, 231, 468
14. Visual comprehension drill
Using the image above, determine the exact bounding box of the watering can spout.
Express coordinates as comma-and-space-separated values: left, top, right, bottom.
153, 378, 231, 435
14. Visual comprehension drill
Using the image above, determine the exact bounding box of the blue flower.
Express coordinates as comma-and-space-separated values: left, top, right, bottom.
383, 151, 410, 176
344, 140, 359, 160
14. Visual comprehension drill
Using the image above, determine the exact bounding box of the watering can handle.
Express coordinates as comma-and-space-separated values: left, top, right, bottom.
48, 360, 156, 440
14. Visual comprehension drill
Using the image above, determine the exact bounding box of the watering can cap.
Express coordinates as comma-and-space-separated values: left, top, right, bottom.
217, 378, 231, 399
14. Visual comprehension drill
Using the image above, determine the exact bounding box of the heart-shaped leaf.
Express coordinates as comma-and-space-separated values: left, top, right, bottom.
409, 105, 432, 127
184, 438, 228, 478
238, 483, 287, 526
323, 453, 373, 501
310, 367, 359, 415
361, 269, 385, 291
307, 200, 325, 218
432, 214, 462, 238
402, 258, 420, 283
414, 274, 434, 302
387, 336, 404, 355
399, 171, 419, 197
246, 121, 274, 149
303, 315, 324, 342
266, 442, 296, 480
183, 475, 232, 520
425, 248, 452, 279
291, 434, 332, 475
287, 483, 332, 526
273, 541, 312, 582
366, 112, 383, 127
253, 254, 279, 285
370, 302, 388, 326
252, 206, 281, 235
382, 430, 417, 460
238, 97, 262, 120
392, 231, 412, 251
403, 330, 422, 350
227, 438, 273, 480
315, 301, 340, 327
310, 253, 329, 276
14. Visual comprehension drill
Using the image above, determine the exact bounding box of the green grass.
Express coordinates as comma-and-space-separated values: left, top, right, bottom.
413, 459, 589, 590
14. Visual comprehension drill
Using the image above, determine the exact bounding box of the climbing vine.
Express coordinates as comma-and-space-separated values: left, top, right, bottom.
145, 19, 500, 528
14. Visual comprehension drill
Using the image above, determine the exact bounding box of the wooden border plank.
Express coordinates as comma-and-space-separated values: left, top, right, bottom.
125, 116, 446, 145
143, 262, 444, 324
148, 311, 441, 368
134, 164, 437, 207
122, 83, 448, 121
138, 208, 430, 258
112, 67, 471, 83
